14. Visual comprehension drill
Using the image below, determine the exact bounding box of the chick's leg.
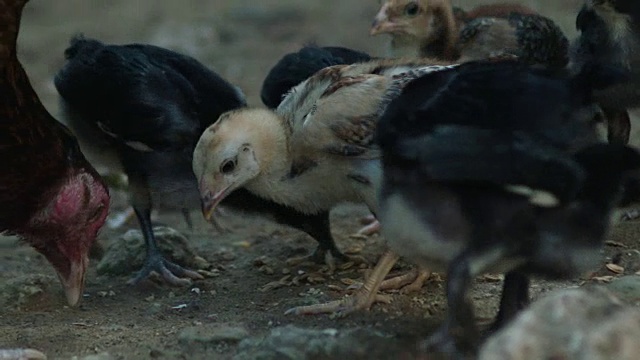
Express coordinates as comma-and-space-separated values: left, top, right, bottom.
604, 107, 630, 145
490, 270, 529, 332
278, 211, 355, 266
126, 177, 202, 286
286, 250, 400, 316
0, 349, 46, 360
421, 251, 480, 358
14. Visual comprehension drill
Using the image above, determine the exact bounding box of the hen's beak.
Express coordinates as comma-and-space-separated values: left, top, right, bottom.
56, 255, 88, 306
201, 185, 232, 221
370, 5, 394, 35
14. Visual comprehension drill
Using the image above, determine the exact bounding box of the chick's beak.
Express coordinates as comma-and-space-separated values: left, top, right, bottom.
370, 4, 394, 35
201, 185, 232, 221
56, 255, 88, 306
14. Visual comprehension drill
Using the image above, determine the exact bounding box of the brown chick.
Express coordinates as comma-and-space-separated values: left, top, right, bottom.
193, 58, 458, 316
570, 0, 640, 145
0, 0, 110, 306
371, 0, 568, 67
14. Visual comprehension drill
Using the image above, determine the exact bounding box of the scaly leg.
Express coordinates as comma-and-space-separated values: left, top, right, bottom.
286, 250, 400, 316
0, 349, 46, 360
127, 207, 203, 286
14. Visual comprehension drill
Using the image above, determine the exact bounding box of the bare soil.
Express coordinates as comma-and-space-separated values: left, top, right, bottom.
3, 1, 640, 359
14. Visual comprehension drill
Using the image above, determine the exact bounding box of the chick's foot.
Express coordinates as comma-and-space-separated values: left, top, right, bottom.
128, 253, 203, 286
285, 250, 399, 316
0, 349, 46, 360
379, 267, 431, 294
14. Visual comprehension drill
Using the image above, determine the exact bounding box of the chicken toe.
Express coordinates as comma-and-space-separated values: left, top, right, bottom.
128, 252, 203, 286
379, 267, 431, 294
285, 250, 399, 316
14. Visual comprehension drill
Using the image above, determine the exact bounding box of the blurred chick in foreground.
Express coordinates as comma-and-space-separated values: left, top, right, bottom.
193, 58, 456, 316
376, 59, 638, 357
370, 0, 567, 67
0, 0, 109, 308
54, 37, 246, 286
571, 0, 640, 145
261, 45, 382, 236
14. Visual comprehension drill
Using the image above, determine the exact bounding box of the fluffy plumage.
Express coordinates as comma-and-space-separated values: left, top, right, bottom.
0, 0, 109, 306
261, 45, 373, 109
376, 59, 637, 356
54, 36, 246, 285
571, 0, 640, 144
193, 58, 456, 314
370, 0, 568, 66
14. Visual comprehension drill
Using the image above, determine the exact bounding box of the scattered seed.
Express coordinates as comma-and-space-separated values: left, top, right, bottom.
605, 241, 628, 248
232, 240, 252, 248
338, 262, 355, 271
197, 269, 220, 278
605, 263, 625, 274
591, 275, 615, 283
172, 304, 188, 310
349, 234, 368, 241
345, 245, 363, 254
327, 284, 343, 291
340, 278, 358, 286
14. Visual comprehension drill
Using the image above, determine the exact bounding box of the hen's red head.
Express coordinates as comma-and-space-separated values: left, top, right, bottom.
25, 169, 109, 306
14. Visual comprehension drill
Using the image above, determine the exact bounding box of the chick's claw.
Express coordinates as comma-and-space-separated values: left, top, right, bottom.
128, 254, 204, 286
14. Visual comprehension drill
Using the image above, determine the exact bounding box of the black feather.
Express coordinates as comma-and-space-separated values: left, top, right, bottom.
260, 44, 372, 109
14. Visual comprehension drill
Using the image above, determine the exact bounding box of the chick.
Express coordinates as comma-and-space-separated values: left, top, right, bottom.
370, 0, 568, 67
193, 58, 456, 315
376, 59, 636, 356
261, 45, 373, 109
571, 0, 640, 144
261, 45, 384, 236
54, 36, 247, 286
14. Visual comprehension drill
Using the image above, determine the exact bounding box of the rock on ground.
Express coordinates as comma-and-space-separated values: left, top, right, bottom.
0, 274, 57, 309
96, 226, 210, 276
480, 285, 640, 360
234, 325, 419, 360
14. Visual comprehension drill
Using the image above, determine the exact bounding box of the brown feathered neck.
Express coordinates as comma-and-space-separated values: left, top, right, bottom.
0, 0, 29, 63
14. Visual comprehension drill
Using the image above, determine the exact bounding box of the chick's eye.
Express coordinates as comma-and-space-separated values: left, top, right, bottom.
405, 2, 419, 16
220, 159, 237, 174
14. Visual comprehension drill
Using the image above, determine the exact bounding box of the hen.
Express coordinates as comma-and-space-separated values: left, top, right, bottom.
376, 59, 637, 357
0, 0, 110, 307
193, 58, 457, 315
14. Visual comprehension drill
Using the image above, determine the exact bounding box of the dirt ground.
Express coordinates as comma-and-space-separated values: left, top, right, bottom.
3, 0, 640, 359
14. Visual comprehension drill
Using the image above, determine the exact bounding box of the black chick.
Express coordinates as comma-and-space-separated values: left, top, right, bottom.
376, 59, 638, 357
54, 36, 246, 285
260, 45, 373, 109
54, 37, 350, 286
571, 0, 640, 144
